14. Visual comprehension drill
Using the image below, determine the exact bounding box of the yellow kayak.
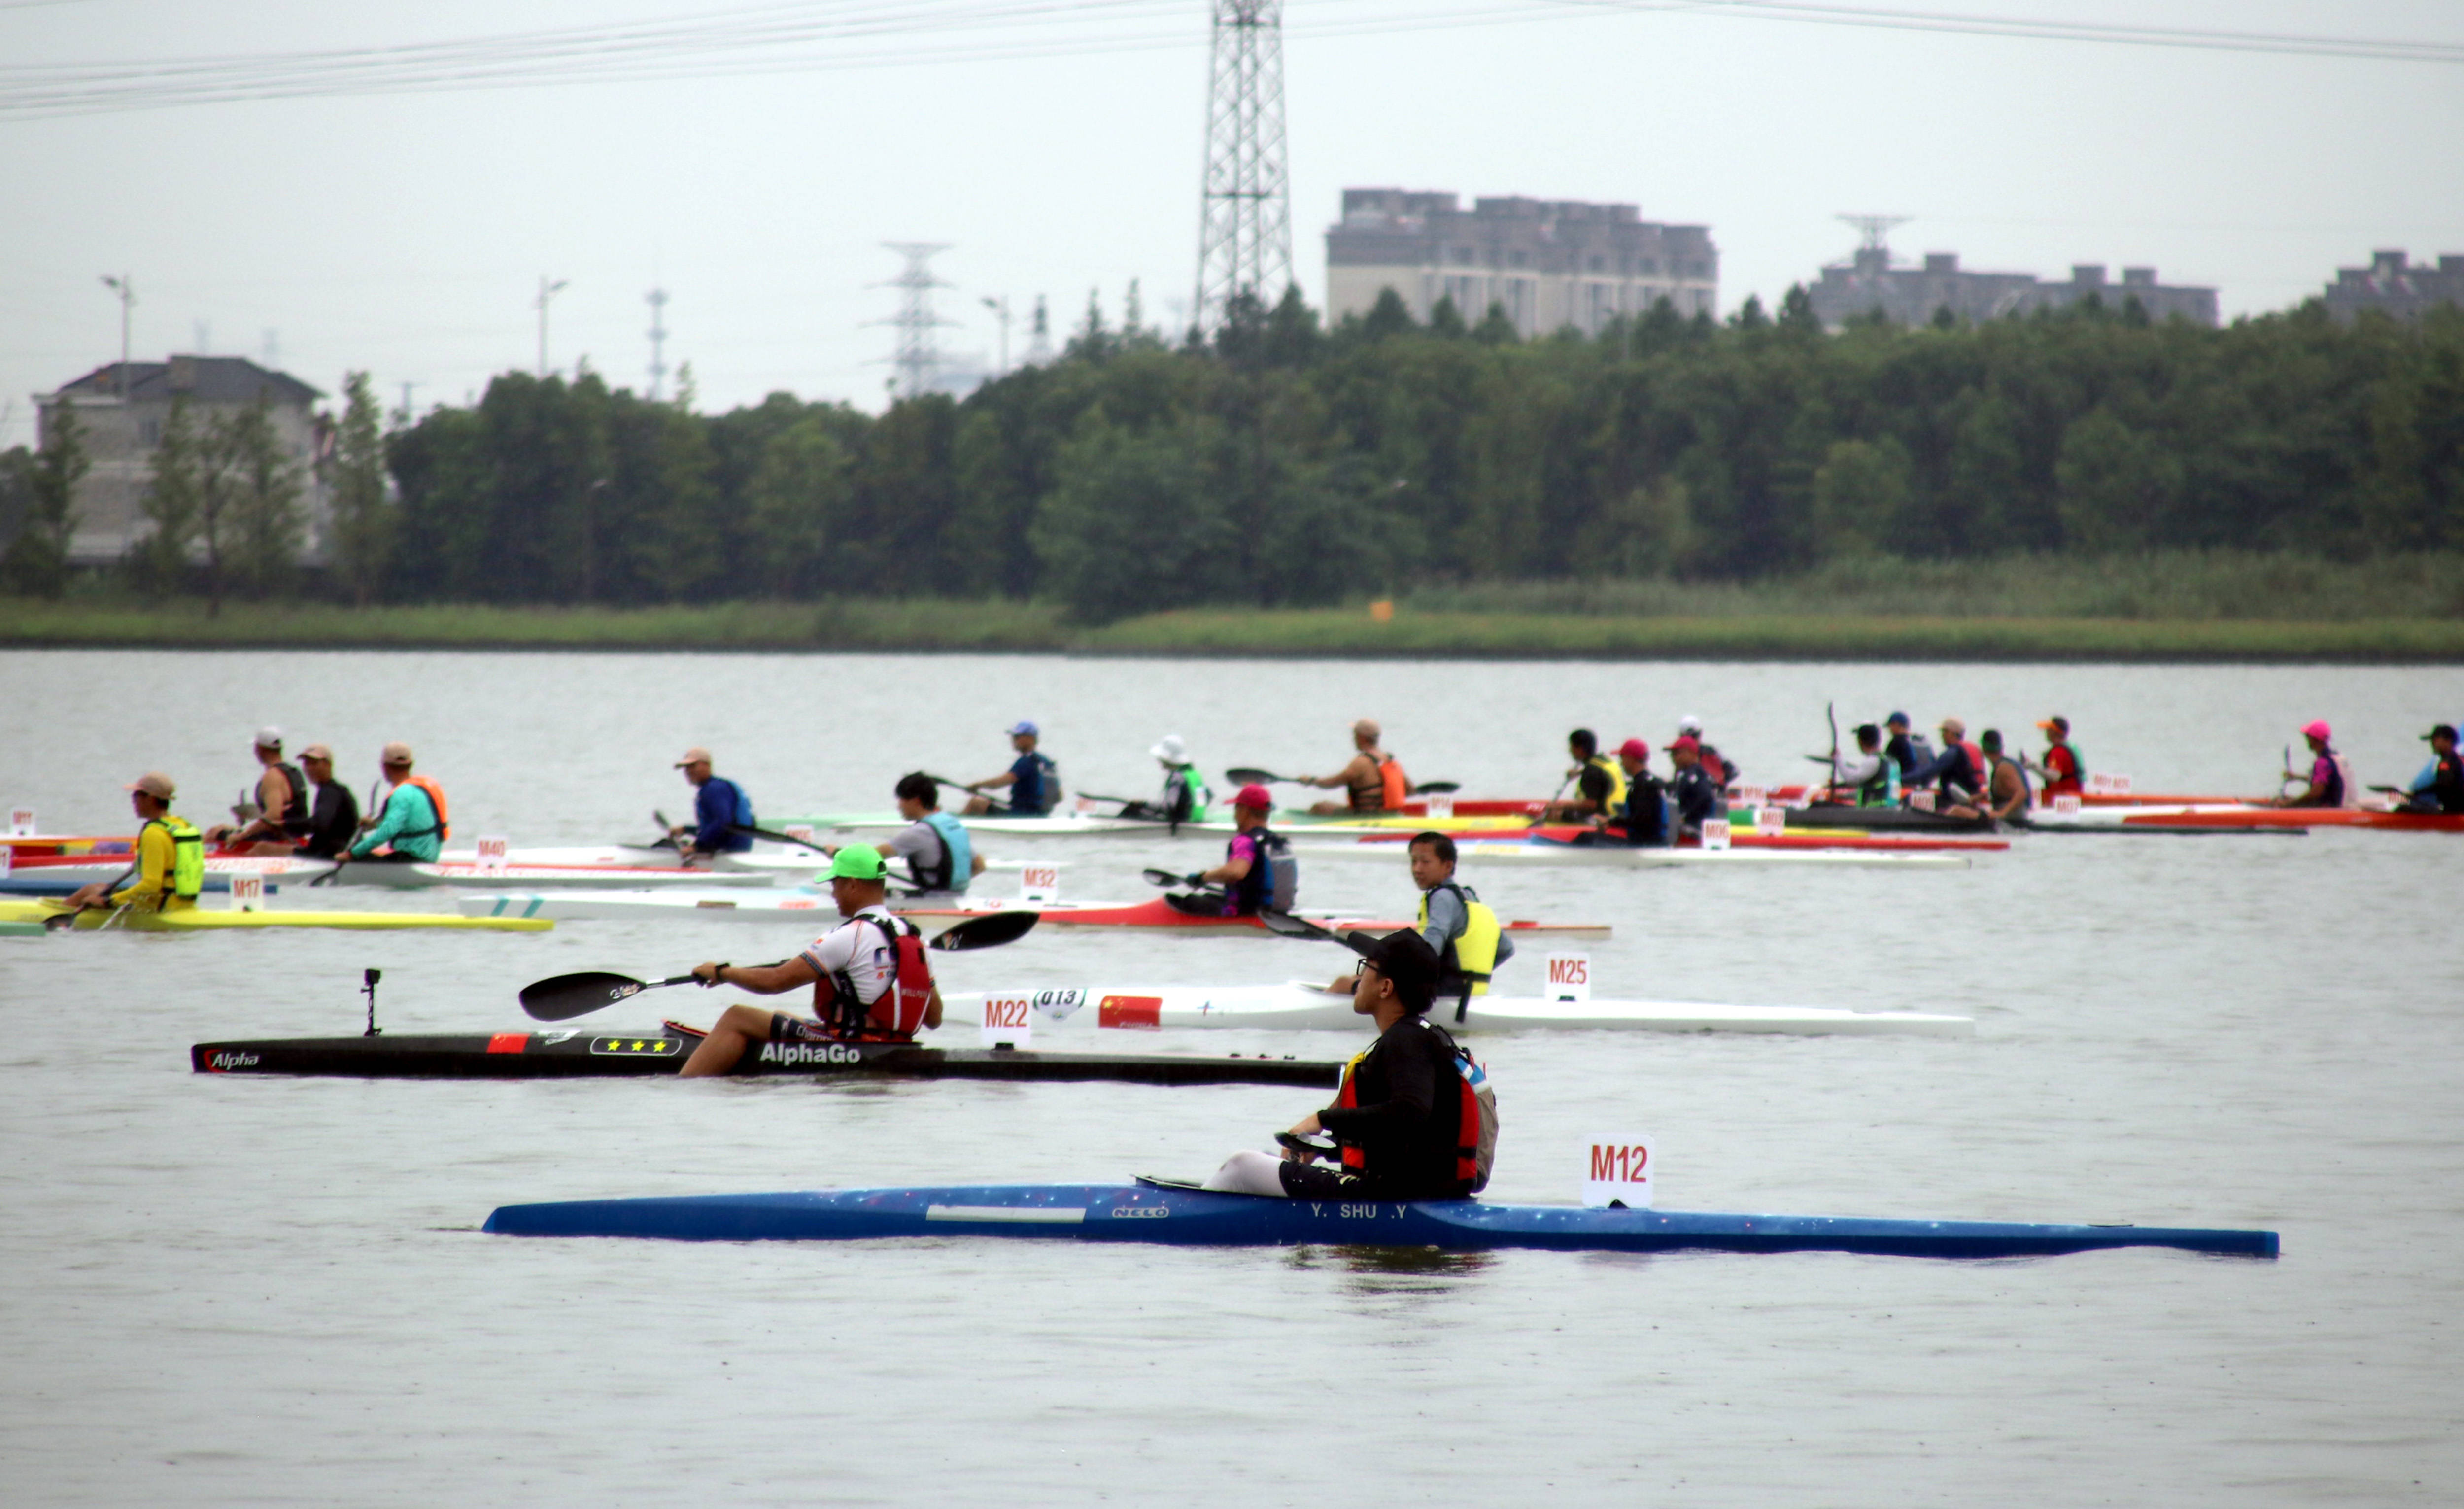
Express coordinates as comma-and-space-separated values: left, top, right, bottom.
0, 900, 553, 933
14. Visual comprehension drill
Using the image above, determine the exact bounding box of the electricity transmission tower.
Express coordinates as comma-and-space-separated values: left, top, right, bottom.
876, 242, 954, 399
646, 287, 670, 400
1193, 0, 1291, 335
1838, 214, 1910, 260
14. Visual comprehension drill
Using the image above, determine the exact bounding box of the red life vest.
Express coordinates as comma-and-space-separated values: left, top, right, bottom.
1329, 1024, 1484, 1194
815, 912, 934, 1041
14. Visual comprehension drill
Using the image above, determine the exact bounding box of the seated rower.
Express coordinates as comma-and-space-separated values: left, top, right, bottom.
1540, 728, 1625, 823
1324, 832, 1511, 1014
677, 845, 943, 1076
2029, 716, 2084, 802
669, 747, 755, 867
347, 743, 447, 863
1677, 715, 1741, 790
1574, 739, 1667, 846
294, 744, 361, 859
1305, 718, 1408, 816
2399, 724, 2463, 813
2275, 720, 2357, 809
1950, 728, 2031, 822
205, 727, 311, 854
64, 771, 203, 913
1900, 716, 1984, 807
1118, 734, 1211, 825
1176, 784, 1294, 916
1203, 929, 1486, 1201
862, 773, 984, 894
1667, 734, 1726, 838
1821, 724, 1900, 807
963, 721, 1060, 817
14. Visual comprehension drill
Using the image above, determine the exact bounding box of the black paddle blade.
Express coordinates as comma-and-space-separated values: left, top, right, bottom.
1256, 910, 1377, 955
928, 910, 1038, 952
1222, 767, 1286, 787
1411, 781, 1460, 795
520, 970, 663, 1022
1141, 867, 1188, 889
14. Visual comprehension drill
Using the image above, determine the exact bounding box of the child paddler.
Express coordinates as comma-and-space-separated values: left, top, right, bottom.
1328, 833, 1511, 1010
63, 771, 204, 914
676, 844, 943, 1076
1205, 929, 1490, 1201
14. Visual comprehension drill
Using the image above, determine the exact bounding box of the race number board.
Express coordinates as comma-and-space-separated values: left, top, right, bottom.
1700, 818, 1732, 850
1582, 1134, 1655, 1208
8, 809, 33, 836
979, 993, 1034, 1047
1544, 952, 1590, 1002
1754, 806, 1786, 836
1017, 863, 1061, 903
475, 836, 510, 875
1424, 793, 1454, 821
227, 874, 265, 912
2053, 794, 2082, 815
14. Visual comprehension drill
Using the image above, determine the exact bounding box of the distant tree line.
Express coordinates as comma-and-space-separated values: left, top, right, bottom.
5, 288, 2460, 619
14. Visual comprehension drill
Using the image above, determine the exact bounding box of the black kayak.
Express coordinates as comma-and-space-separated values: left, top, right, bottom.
1783, 803, 1999, 833
191, 1031, 1340, 1087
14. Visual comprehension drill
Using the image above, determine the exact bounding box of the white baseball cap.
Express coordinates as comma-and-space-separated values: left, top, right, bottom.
1677, 714, 1704, 736
255, 726, 283, 749
1151, 734, 1187, 763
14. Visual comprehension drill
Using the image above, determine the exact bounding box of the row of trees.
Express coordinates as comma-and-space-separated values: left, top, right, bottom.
7, 287, 2461, 619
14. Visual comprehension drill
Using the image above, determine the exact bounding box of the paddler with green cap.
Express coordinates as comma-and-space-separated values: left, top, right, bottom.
64, 771, 204, 914
676, 843, 944, 1076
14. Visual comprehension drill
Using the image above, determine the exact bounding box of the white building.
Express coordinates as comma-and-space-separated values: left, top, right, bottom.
1325, 189, 1717, 338
35, 356, 331, 566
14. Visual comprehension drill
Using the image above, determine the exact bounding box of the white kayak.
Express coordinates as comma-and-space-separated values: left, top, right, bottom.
455, 889, 1613, 940
461, 887, 870, 921
1293, 841, 1970, 869
342, 860, 777, 890
942, 982, 1973, 1038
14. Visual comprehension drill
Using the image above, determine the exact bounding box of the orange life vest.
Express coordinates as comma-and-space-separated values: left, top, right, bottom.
400, 774, 451, 841
1377, 754, 1410, 812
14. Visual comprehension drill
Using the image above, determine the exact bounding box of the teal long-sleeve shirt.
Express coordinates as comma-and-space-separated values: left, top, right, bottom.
351, 782, 443, 862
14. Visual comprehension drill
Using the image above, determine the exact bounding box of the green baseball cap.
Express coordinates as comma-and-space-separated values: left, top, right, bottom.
828, 843, 888, 882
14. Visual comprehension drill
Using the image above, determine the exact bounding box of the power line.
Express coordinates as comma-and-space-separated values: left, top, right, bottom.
0, 0, 2456, 121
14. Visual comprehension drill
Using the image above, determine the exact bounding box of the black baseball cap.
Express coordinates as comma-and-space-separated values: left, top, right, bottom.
1360, 929, 1439, 1015
2425, 724, 2457, 742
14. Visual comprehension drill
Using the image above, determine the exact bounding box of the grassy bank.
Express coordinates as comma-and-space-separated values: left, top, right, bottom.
4, 591, 2459, 661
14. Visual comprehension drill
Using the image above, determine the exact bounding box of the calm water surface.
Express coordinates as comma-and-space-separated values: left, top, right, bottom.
3, 650, 2460, 1505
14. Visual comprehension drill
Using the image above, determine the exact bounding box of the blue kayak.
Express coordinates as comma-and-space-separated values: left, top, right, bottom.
0, 872, 275, 896
484, 1180, 2278, 1260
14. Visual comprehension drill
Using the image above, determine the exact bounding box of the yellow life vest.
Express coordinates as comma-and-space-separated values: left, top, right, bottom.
1418, 880, 1502, 998
131, 815, 205, 909
1583, 754, 1628, 816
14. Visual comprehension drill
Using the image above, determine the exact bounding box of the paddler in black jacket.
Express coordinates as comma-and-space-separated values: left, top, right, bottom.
1202, 930, 1478, 1201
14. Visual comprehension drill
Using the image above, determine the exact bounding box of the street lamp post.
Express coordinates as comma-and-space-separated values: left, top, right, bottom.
100, 274, 134, 390
536, 275, 570, 378
981, 295, 1011, 378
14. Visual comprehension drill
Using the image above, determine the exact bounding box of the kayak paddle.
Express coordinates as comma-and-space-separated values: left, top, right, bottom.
1224, 767, 1457, 797
518, 910, 1044, 1020
1253, 908, 1379, 955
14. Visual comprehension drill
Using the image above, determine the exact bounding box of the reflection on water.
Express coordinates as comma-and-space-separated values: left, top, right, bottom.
1287, 1242, 1499, 1296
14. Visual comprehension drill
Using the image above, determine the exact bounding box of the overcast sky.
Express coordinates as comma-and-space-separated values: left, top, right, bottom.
3, 0, 2460, 447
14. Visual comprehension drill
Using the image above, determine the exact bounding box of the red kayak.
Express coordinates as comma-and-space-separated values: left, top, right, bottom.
893, 895, 1612, 939
1350, 825, 2008, 852
2119, 807, 2464, 831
